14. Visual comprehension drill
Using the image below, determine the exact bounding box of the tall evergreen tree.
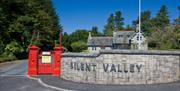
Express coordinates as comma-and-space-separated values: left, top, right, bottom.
114, 11, 124, 30
175, 6, 180, 24
104, 14, 114, 36
152, 5, 169, 30
178, 6, 180, 18
91, 26, 98, 36
133, 10, 152, 35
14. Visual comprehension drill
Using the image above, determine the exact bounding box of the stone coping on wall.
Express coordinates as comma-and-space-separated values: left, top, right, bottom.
62, 50, 180, 57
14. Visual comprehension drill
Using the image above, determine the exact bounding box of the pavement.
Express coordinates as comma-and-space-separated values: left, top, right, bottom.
0, 60, 27, 75
0, 76, 59, 91
0, 60, 180, 91
40, 76, 180, 91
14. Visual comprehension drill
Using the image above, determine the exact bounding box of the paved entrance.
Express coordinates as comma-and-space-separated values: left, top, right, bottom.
0, 76, 59, 91
0, 60, 58, 91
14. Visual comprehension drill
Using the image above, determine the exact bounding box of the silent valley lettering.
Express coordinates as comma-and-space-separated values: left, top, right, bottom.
70, 62, 143, 73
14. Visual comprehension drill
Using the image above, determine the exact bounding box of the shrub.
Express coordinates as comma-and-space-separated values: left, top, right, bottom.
71, 41, 87, 52
0, 54, 17, 63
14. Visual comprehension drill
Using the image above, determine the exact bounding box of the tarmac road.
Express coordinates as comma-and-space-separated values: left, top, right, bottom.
0, 60, 27, 75
0, 60, 59, 91
0, 60, 179, 91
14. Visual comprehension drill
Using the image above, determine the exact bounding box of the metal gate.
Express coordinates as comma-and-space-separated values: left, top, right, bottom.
38, 51, 53, 74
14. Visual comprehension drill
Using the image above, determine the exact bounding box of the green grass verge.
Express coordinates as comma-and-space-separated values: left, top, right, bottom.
0, 55, 17, 63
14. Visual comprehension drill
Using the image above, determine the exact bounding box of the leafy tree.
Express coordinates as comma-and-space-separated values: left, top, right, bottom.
148, 6, 179, 50
148, 26, 180, 50
173, 6, 180, 48
114, 11, 124, 30
173, 23, 180, 49
125, 25, 133, 30
69, 29, 89, 43
4, 41, 24, 56
62, 27, 103, 52
104, 14, 114, 36
0, 2, 10, 45
63, 29, 88, 52
0, 40, 4, 54
62, 32, 71, 51
0, 0, 62, 59
71, 41, 87, 52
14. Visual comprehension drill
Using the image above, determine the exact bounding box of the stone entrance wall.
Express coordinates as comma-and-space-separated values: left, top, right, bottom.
61, 50, 180, 85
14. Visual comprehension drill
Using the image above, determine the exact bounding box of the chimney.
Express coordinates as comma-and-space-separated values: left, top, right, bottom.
88, 32, 92, 39
136, 24, 139, 32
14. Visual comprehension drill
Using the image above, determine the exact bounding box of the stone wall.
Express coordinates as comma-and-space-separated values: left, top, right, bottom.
61, 50, 180, 85
88, 46, 111, 53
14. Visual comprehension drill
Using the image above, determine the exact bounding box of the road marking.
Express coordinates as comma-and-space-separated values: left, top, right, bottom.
0, 74, 75, 91
27, 76, 75, 91
0, 75, 27, 77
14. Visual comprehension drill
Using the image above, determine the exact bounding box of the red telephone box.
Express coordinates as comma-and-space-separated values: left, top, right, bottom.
28, 45, 62, 77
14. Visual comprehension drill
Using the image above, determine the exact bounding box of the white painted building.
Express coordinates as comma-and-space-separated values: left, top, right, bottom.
131, 33, 148, 50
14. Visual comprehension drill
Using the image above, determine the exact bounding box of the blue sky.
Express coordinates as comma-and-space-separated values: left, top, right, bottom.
52, 0, 180, 33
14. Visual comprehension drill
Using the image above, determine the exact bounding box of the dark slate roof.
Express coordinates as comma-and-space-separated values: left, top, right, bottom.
113, 37, 131, 44
113, 31, 135, 44
87, 37, 112, 47
114, 31, 135, 36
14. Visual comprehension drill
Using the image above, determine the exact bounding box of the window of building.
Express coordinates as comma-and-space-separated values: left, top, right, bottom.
119, 35, 123, 37
92, 47, 96, 50
101, 46, 105, 49
129, 39, 131, 44
137, 36, 142, 41
140, 36, 142, 40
